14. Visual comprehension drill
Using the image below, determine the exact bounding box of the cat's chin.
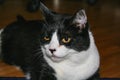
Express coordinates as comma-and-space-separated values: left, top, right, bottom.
49, 55, 64, 62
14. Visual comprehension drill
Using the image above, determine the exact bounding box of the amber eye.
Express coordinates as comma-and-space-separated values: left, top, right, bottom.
62, 38, 71, 43
44, 36, 50, 41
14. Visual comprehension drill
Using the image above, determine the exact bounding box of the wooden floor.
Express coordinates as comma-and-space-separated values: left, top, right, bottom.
0, 0, 120, 78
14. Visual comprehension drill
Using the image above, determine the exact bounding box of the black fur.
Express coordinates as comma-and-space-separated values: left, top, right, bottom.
1, 16, 56, 80
1, 16, 45, 72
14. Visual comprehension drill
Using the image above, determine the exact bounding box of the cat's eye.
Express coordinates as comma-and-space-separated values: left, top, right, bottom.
44, 36, 50, 41
62, 38, 71, 43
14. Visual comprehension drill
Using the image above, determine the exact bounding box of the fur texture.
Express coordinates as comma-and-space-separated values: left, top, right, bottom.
0, 2, 100, 80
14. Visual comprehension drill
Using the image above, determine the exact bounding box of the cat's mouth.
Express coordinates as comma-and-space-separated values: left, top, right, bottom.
50, 55, 63, 62
46, 53, 65, 62
41, 46, 68, 62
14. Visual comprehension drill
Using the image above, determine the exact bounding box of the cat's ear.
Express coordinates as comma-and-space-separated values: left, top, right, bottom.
39, 2, 56, 22
71, 9, 87, 30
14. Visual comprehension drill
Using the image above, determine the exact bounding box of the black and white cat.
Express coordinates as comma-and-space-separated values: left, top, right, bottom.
0, 2, 100, 80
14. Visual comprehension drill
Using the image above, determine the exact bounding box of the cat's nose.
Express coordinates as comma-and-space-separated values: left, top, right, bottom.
49, 49, 56, 54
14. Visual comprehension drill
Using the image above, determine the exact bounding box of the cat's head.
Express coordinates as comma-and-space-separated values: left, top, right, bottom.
40, 3, 90, 62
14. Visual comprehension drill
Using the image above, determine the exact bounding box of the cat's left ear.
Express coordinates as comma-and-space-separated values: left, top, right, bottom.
71, 9, 87, 30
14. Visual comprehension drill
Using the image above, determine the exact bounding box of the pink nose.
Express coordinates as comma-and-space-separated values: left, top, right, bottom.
49, 49, 56, 54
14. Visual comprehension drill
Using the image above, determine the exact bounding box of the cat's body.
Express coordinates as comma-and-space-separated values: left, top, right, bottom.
0, 2, 100, 80
0, 17, 46, 73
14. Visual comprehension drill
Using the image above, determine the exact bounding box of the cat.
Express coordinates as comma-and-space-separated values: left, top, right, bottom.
0, 2, 100, 80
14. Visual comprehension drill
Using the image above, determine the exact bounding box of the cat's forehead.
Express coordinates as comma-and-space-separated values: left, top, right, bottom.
46, 17, 71, 32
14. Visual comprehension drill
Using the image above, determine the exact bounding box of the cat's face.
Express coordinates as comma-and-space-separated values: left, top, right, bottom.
41, 30, 73, 62
40, 3, 90, 62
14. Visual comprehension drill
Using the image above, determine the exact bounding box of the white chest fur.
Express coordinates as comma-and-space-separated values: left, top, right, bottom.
43, 32, 100, 80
